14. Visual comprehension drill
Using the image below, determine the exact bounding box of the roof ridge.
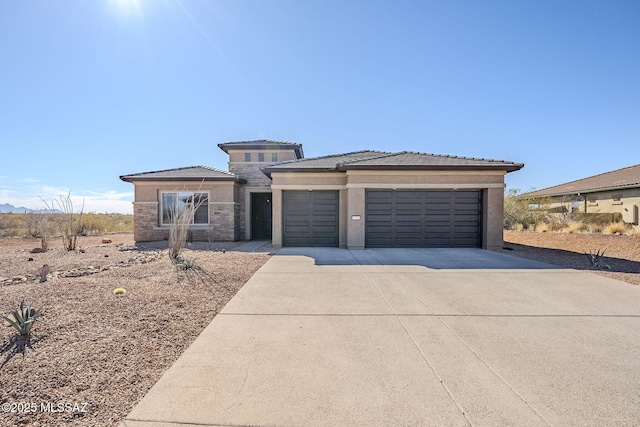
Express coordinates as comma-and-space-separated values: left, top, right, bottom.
267, 150, 389, 167
338, 151, 403, 165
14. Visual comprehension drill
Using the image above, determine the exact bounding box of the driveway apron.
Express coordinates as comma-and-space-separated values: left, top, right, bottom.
122, 248, 640, 427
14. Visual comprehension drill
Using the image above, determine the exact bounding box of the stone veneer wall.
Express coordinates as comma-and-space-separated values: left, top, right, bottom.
133, 201, 238, 242
229, 163, 272, 187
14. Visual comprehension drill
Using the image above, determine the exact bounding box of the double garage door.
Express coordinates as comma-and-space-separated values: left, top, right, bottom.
282, 190, 481, 248
365, 190, 482, 248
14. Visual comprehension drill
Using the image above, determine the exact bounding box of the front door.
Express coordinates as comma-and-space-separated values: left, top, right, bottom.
251, 192, 272, 239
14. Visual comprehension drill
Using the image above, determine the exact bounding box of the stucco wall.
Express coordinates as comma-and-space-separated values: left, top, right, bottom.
546, 188, 640, 225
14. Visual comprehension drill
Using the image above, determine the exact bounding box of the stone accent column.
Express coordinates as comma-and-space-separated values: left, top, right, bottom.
133, 202, 161, 242
209, 203, 238, 241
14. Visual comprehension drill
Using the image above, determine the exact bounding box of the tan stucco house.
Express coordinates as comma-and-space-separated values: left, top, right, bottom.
120, 140, 523, 249
524, 164, 640, 226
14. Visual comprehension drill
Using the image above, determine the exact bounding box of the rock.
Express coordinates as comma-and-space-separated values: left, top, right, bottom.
28, 257, 34, 261
102, 238, 112, 244
12, 276, 27, 282
30, 247, 46, 253
79, 248, 85, 253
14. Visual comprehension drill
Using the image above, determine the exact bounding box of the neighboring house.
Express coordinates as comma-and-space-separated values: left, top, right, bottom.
523, 164, 640, 225
120, 140, 523, 249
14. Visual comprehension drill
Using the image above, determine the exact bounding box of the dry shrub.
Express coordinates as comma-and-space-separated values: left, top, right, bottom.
510, 223, 525, 232
604, 221, 629, 235
549, 220, 566, 231
563, 221, 586, 234
626, 226, 640, 237
42, 192, 84, 251
535, 222, 550, 233
587, 223, 603, 233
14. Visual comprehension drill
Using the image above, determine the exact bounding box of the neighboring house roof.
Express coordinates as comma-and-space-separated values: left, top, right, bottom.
524, 164, 640, 197
262, 150, 523, 176
218, 140, 304, 158
119, 166, 246, 183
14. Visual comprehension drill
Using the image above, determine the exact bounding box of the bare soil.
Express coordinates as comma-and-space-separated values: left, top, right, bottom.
0, 234, 269, 426
500, 230, 640, 286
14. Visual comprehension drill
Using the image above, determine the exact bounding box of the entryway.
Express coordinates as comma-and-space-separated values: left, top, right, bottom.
251, 192, 272, 240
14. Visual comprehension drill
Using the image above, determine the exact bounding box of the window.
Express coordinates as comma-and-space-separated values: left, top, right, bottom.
613, 197, 621, 202
571, 201, 580, 213
161, 192, 209, 225
245, 153, 251, 162
258, 153, 265, 162
271, 153, 278, 162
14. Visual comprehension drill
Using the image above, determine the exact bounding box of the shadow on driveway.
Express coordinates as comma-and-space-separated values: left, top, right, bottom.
273, 247, 561, 270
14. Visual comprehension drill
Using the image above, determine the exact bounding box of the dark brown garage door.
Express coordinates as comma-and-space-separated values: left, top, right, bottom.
283, 191, 339, 247
365, 190, 481, 248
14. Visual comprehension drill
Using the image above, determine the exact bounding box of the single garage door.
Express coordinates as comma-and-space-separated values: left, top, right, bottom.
283, 190, 339, 247
365, 190, 481, 248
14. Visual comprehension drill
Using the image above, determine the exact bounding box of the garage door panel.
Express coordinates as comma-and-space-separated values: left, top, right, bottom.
396, 214, 422, 222
396, 202, 422, 209
396, 225, 422, 233
367, 225, 392, 234
365, 190, 481, 248
395, 238, 423, 247
367, 214, 393, 222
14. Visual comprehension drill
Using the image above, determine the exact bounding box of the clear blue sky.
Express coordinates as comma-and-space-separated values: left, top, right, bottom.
1, 0, 638, 214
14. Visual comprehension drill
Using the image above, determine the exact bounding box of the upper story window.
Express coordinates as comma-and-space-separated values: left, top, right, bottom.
272, 153, 278, 162
161, 192, 209, 226
245, 153, 251, 162
258, 153, 265, 162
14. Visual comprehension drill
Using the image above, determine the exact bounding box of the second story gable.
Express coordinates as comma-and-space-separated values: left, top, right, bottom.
218, 140, 304, 187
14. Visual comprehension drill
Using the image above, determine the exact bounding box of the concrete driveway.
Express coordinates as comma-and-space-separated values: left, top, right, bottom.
122, 248, 640, 426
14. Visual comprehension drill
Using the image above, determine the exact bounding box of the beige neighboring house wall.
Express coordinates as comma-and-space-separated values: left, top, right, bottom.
524, 164, 640, 226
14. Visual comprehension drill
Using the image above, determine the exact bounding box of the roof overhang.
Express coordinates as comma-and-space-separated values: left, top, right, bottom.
262, 164, 523, 178
337, 164, 524, 173
218, 141, 304, 158
119, 175, 246, 184
523, 183, 640, 198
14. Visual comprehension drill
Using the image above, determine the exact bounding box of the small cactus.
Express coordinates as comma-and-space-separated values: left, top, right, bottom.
585, 250, 611, 270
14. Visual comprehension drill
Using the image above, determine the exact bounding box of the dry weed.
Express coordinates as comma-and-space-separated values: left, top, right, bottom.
563, 221, 586, 234
604, 221, 629, 235
535, 222, 550, 233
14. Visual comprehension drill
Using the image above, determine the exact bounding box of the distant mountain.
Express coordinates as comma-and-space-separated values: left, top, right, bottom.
0, 203, 62, 214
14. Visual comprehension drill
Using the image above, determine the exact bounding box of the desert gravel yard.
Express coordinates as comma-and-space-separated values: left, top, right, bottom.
501, 230, 640, 286
0, 234, 268, 426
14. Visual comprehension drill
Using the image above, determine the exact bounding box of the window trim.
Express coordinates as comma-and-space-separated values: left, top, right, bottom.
160, 191, 210, 226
